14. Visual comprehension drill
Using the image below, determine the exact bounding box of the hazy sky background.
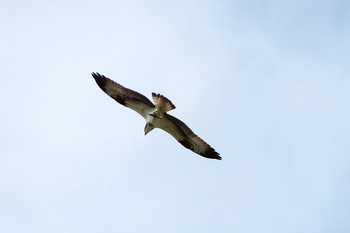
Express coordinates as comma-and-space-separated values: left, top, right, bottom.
1, 0, 349, 232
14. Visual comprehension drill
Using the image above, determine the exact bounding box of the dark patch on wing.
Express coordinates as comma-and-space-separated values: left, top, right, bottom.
179, 139, 192, 150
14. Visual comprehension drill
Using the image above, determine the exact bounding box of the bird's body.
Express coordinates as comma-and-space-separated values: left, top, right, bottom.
92, 72, 221, 160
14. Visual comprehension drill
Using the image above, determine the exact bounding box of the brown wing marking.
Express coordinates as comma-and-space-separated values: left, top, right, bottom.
162, 114, 221, 160
92, 72, 154, 118
151, 93, 176, 112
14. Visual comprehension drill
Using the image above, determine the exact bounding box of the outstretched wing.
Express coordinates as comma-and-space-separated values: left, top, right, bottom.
92, 72, 154, 119
160, 114, 221, 160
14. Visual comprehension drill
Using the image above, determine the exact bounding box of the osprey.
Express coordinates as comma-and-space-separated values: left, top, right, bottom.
92, 72, 221, 160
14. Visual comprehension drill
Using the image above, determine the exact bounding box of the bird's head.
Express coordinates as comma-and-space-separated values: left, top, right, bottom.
144, 123, 154, 135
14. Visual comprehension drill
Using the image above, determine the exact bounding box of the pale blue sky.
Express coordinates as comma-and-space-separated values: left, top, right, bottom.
1, 0, 349, 232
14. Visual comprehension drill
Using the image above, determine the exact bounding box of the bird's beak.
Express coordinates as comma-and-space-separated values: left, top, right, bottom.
144, 123, 153, 135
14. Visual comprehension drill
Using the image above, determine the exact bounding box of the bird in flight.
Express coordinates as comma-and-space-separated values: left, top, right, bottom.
92, 72, 221, 160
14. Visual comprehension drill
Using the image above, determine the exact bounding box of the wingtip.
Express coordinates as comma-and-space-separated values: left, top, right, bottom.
202, 149, 221, 160
212, 153, 222, 160
91, 72, 108, 91
91, 72, 101, 79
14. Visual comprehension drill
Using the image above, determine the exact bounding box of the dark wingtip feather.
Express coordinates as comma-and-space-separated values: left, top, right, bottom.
91, 72, 106, 81
91, 72, 108, 92
215, 154, 222, 160
91, 72, 101, 79
202, 150, 222, 160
